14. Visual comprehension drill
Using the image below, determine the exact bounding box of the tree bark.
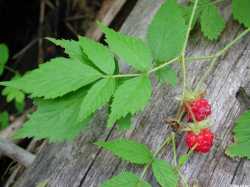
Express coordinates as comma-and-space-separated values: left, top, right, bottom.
13, 0, 250, 186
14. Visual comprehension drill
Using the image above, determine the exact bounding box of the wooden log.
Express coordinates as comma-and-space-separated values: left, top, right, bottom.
13, 0, 250, 186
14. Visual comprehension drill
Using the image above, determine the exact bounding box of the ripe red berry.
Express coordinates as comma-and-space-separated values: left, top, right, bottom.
185, 128, 214, 153
185, 98, 211, 122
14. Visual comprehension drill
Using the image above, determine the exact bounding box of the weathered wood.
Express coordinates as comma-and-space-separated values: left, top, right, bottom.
14, 0, 250, 187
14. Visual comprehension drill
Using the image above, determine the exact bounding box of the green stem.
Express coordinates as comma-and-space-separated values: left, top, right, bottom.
140, 136, 172, 179
147, 57, 179, 74
195, 28, 250, 91
171, 132, 177, 166
4, 66, 18, 74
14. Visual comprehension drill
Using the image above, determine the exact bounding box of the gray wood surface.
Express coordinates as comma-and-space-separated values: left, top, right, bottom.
13, 0, 250, 186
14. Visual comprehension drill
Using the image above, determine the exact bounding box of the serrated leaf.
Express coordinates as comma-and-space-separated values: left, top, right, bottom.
79, 36, 115, 74
95, 139, 153, 164
0, 43, 9, 75
2, 75, 25, 104
107, 76, 152, 127
226, 110, 250, 159
0, 112, 9, 129
0, 58, 102, 99
152, 159, 179, 187
78, 78, 116, 121
47, 38, 89, 63
147, 0, 187, 61
117, 114, 132, 130
156, 65, 177, 86
99, 23, 152, 72
232, 0, 250, 28
200, 1, 225, 40
101, 172, 151, 187
15, 88, 91, 142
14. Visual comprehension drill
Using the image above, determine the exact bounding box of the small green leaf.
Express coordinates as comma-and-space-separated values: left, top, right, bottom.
152, 159, 179, 187
2, 75, 25, 104
107, 76, 152, 127
147, 0, 187, 61
0, 58, 102, 99
15, 88, 91, 142
156, 65, 177, 86
178, 154, 189, 167
226, 110, 250, 159
200, 1, 225, 40
99, 23, 153, 72
0, 43, 9, 75
47, 38, 89, 63
15, 100, 25, 113
0, 112, 9, 129
79, 36, 115, 74
95, 139, 153, 164
117, 114, 132, 130
78, 78, 116, 121
232, 0, 250, 28
101, 172, 151, 187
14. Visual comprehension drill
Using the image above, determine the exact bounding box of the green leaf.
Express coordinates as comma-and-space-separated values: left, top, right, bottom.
107, 76, 152, 127
200, 1, 225, 40
78, 78, 116, 121
178, 154, 189, 167
47, 38, 89, 63
79, 36, 115, 74
232, 0, 250, 28
226, 110, 250, 159
99, 23, 153, 72
179, 5, 200, 29
0, 43, 9, 75
101, 172, 151, 187
0, 112, 9, 129
156, 65, 177, 86
0, 58, 102, 99
147, 0, 187, 61
2, 75, 25, 104
15, 101, 25, 113
152, 159, 179, 187
15, 88, 91, 142
95, 139, 153, 164
117, 114, 132, 130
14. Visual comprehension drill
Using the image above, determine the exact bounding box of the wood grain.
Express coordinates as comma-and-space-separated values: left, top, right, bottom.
13, 0, 250, 187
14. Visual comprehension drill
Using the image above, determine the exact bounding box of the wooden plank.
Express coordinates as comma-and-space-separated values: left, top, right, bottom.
13, 0, 250, 187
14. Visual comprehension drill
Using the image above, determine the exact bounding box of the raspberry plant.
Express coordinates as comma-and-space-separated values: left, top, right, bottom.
1, 0, 250, 186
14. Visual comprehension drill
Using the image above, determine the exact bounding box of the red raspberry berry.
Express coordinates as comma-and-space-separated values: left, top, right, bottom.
185, 128, 214, 153
186, 98, 211, 122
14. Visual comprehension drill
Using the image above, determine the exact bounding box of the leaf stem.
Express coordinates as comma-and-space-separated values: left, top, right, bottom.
171, 132, 177, 166
140, 135, 172, 179
147, 57, 179, 74
4, 66, 18, 74
195, 28, 250, 91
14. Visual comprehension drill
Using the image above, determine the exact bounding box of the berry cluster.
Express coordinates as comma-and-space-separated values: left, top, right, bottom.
184, 98, 214, 153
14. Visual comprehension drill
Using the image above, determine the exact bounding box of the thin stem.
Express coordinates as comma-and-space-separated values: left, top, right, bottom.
140, 136, 172, 179
195, 28, 250, 91
147, 57, 179, 74
171, 132, 177, 166
4, 66, 18, 74
102, 73, 140, 79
